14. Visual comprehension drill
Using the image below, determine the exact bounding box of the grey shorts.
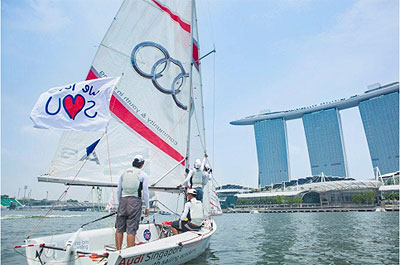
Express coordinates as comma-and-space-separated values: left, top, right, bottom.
116, 196, 142, 235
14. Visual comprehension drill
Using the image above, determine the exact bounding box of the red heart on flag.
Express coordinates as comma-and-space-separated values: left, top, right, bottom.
63, 94, 85, 120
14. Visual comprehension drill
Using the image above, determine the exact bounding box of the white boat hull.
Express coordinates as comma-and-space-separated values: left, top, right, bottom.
114, 234, 211, 265
25, 220, 216, 265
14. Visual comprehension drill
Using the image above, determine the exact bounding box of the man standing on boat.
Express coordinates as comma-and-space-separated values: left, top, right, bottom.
115, 155, 150, 250
183, 158, 207, 201
171, 189, 204, 235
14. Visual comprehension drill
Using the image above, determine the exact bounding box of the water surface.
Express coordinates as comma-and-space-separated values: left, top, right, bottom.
2, 211, 398, 264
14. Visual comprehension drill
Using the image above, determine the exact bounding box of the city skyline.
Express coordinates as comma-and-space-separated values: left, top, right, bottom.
232, 82, 399, 187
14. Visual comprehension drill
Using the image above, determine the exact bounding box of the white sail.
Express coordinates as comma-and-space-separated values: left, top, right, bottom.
43, 0, 196, 213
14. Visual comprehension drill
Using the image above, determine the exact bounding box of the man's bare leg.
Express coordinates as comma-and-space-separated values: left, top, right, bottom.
116, 232, 124, 250
127, 234, 136, 248
171, 227, 179, 235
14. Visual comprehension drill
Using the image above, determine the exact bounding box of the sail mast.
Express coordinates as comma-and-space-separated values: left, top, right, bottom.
185, 0, 195, 169
193, 0, 207, 157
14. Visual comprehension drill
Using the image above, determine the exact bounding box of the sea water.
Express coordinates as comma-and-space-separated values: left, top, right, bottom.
1, 210, 398, 264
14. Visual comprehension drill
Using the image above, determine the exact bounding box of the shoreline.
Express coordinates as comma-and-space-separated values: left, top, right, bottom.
226, 204, 399, 213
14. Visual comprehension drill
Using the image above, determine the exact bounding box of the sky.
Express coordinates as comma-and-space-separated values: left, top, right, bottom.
1, 0, 399, 201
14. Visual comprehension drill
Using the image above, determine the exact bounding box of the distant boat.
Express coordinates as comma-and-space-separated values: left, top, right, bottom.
250, 210, 259, 214
375, 207, 386, 212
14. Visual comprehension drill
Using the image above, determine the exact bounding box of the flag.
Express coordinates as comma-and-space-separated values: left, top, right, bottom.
30, 77, 120, 131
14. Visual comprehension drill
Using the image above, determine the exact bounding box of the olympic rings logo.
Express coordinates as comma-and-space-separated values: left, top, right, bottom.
131, 41, 189, 110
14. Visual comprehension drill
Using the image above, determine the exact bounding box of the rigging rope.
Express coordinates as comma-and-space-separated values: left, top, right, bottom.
175, 193, 182, 216
26, 133, 106, 239
13, 248, 82, 264
154, 199, 180, 217
212, 46, 216, 167
26, 157, 91, 239
193, 102, 207, 155
105, 129, 116, 212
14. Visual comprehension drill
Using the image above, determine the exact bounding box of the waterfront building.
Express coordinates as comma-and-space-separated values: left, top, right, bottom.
254, 119, 289, 186
216, 184, 253, 209
236, 179, 380, 207
231, 82, 399, 185
377, 171, 399, 199
230, 171, 399, 208
359, 92, 399, 174
302, 108, 348, 177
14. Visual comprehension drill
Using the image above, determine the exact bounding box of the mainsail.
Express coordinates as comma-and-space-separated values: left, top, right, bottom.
40, 0, 201, 213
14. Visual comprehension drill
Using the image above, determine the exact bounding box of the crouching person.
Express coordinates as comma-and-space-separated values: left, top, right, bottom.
171, 189, 204, 235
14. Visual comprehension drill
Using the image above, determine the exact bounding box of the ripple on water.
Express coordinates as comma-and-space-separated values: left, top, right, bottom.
2, 211, 399, 265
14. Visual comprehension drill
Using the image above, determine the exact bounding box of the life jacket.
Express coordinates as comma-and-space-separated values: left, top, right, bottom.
189, 198, 203, 226
121, 168, 142, 197
191, 169, 204, 188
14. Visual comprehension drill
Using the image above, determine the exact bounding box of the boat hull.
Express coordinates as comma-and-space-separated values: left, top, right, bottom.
25, 220, 216, 265
114, 235, 211, 265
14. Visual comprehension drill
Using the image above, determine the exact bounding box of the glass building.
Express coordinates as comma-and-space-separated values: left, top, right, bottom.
254, 118, 290, 186
231, 82, 399, 184
359, 92, 399, 174
302, 108, 348, 177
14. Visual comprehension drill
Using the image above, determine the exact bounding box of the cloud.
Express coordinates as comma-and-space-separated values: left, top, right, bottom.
4, 0, 71, 33
263, 0, 398, 110
319, 0, 397, 51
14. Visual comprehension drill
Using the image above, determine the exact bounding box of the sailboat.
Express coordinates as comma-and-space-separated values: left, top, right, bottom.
23, 0, 218, 264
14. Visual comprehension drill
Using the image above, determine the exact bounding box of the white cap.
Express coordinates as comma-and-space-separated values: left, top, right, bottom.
187, 189, 197, 195
194, 159, 201, 169
134, 154, 144, 162
205, 164, 211, 170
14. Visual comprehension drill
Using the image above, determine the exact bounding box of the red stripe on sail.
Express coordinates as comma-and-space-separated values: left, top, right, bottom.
86, 67, 100, 80
110, 96, 185, 165
152, 0, 191, 33
85, 67, 185, 165
210, 202, 217, 207
193, 41, 199, 69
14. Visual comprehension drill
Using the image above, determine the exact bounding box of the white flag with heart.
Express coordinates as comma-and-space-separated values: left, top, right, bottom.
30, 76, 121, 131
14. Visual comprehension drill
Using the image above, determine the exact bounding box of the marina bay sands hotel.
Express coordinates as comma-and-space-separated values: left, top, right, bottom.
231, 82, 399, 187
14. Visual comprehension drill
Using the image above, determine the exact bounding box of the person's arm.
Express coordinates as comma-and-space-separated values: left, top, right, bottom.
183, 169, 193, 187
180, 201, 191, 221
201, 157, 206, 171
117, 174, 123, 204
